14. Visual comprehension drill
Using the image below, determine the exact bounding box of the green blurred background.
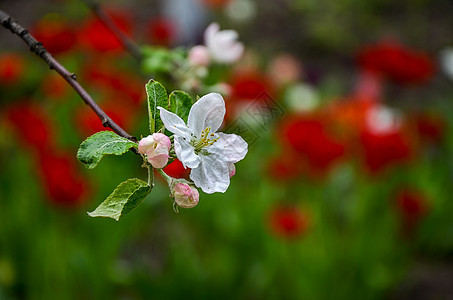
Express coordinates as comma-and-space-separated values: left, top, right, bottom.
1, 0, 453, 299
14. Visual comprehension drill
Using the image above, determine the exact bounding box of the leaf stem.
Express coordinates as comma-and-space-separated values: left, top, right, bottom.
157, 168, 173, 185
147, 165, 154, 187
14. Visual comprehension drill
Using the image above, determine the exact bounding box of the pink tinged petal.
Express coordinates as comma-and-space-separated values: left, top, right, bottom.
187, 93, 226, 137
148, 153, 169, 169
204, 23, 220, 46
138, 134, 170, 155
204, 23, 243, 63
173, 183, 199, 208
228, 163, 236, 178
188, 45, 211, 67
189, 154, 230, 194
138, 135, 156, 155
152, 132, 171, 150
139, 133, 171, 169
208, 132, 248, 163
158, 107, 192, 138
174, 136, 201, 169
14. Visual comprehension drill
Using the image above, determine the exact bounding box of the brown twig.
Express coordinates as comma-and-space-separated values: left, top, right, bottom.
0, 9, 137, 142
81, 0, 143, 62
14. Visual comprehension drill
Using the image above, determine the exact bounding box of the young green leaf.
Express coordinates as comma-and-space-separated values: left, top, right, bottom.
88, 178, 151, 221
146, 79, 169, 133
169, 90, 193, 122
77, 131, 137, 169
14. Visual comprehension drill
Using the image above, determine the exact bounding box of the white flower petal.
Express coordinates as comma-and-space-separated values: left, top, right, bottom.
204, 23, 220, 46
174, 136, 201, 169
187, 93, 226, 137
190, 154, 230, 194
217, 30, 239, 42
158, 107, 192, 138
204, 23, 243, 63
208, 133, 248, 163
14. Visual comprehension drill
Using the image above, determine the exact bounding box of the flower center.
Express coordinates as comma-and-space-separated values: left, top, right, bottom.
191, 127, 218, 154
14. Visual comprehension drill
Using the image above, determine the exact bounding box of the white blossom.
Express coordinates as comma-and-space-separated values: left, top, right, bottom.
158, 93, 248, 193
204, 23, 244, 64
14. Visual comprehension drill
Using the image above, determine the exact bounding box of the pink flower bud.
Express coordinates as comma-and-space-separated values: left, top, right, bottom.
188, 45, 211, 67
138, 133, 171, 169
228, 163, 236, 178
173, 183, 199, 208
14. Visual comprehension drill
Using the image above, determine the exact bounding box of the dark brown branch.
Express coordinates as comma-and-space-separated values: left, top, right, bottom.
0, 9, 137, 142
81, 0, 143, 62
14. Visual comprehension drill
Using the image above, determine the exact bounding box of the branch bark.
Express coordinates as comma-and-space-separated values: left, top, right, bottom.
0, 9, 137, 142
81, 0, 143, 62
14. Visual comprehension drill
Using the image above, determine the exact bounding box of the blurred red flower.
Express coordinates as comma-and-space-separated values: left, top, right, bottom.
353, 71, 383, 102
79, 10, 132, 53
279, 115, 345, 175
163, 159, 191, 180
37, 151, 90, 208
83, 60, 145, 107
0, 53, 24, 85
413, 113, 445, 145
32, 16, 77, 55
395, 189, 428, 231
269, 206, 308, 239
230, 71, 274, 101
3, 102, 54, 152
75, 100, 134, 137
325, 98, 372, 138
42, 73, 69, 100
147, 18, 176, 47
359, 130, 412, 174
357, 42, 434, 85
267, 153, 304, 181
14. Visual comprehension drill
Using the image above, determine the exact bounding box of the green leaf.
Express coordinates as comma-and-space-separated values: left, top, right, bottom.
88, 179, 151, 221
77, 131, 137, 169
146, 80, 169, 133
169, 90, 193, 123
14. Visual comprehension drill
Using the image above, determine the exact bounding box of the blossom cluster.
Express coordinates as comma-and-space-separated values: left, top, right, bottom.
138, 93, 248, 208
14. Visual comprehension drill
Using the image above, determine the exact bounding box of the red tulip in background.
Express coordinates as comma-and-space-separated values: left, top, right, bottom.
3, 102, 89, 208
37, 151, 89, 208
395, 189, 428, 232
359, 130, 412, 174
413, 113, 445, 145
325, 98, 373, 138
3, 102, 55, 152
83, 60, 145, 107
267, 154, 304, 181
0, 53, 24, 85
32, 16, 77, 55
147, 18, 176, 47
224, 71, 275, 122
357, 41, 434, 85
279, 114, 345, 175
353, 71, 382, 102
269, 206, 308, 239
230, 71, 273, 101
75, 101, 134, 137
42, 73, 69, 100
79, 10, 132, 53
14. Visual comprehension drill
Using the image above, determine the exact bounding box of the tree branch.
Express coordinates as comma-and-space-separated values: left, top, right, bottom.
0, 9, 137, 142
81, 0, 143, 62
